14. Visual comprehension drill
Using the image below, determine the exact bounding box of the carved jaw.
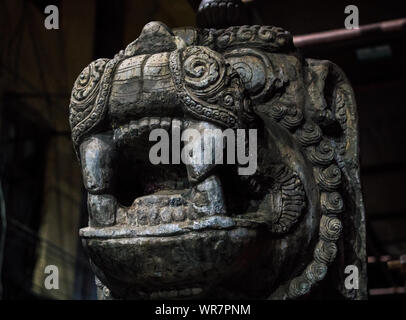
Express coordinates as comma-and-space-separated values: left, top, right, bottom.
81, 117, 257, 227
114, 118, 229, 226
80, 117, 270, 300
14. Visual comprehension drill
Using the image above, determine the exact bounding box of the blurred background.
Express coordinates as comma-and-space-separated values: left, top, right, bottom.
0, 0, 405, 300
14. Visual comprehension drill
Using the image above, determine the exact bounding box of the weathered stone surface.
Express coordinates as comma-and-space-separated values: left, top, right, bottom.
70, 3, 366, 300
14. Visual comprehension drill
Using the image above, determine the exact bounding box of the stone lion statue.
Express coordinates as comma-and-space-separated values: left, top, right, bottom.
69, 18, 366, 299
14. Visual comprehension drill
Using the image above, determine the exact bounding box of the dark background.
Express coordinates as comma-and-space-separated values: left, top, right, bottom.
0, 0, 405, 299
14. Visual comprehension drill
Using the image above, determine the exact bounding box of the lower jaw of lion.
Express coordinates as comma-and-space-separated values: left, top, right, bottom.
82, 224, 272, 299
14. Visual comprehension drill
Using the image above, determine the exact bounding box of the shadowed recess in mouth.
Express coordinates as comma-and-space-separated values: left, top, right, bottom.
109, 117, 253, 228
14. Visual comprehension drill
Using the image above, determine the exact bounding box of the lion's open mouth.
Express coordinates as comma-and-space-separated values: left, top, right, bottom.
79, 116, 269, 299
78, 114, 309, 300
87, 116, 261, 231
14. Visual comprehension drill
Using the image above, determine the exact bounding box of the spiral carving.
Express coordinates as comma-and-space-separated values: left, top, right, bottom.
272, 127, 344, 298
280, 107, 304, 130
169, 46, 251, 129
183, 47, 224, 92
320, 215, 342, 242
70, 52, 126, 153
269, 103, 288, 121
257, 26, 275, 41
267, 103, 303, 131
304, 261, 328, 283
201, 25, 294, 53
224, 48, 278, 104
321, 192, 344, 215
71, 59, 108, 104
270, 56, 354, 301
307, 139, 335, 166
237, 25, 256, 41
314, 240, 338, 264
288, 277, 311, 298
295, 122, 322, 147
69, 59, 108, 131
315, 164, 342, 191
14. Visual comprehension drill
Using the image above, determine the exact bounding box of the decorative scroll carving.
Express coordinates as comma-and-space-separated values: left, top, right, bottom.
268, 164, 306, 234
69, 53, 126, 153
314, 240, 338, 265
321, 192, 344, 214
307, 139, 335, 167
69, 59, 108, 144
199, 25, 294, 53
261, 58, 353, 298
272, 117, 345, 299
314, 165, 342, 191
295, 123, 323, 147
304, 261, 328, 283
169, 46, 252, 129
223, 48, 279, 104
320, 215, 343, 242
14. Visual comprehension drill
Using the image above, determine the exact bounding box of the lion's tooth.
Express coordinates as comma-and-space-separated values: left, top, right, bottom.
114, 116, 182, 144
129, 120, 140, 137
149, 117, 160, 130
186, 203, 201, 220
138, 117, 150, 135
116, 206, 127, 224
172, 206, 185, 222
136, 206, 149, 226
160, 117, 171, 130
148, 206, 160, 225
159, 207, 172, 223
117, 124, 130, 142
